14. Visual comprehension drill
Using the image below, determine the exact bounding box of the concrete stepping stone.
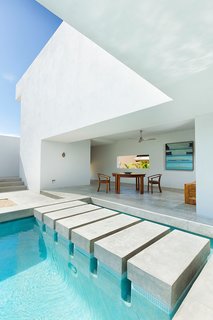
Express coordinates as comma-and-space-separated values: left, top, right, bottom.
94, 221, 170, 274
72, 214, 140, 253
34, 200, 87, 221
56, 208, 119, 239
127, 230, 210, 313
43, 204, 101, 228
173, 257, 213, 320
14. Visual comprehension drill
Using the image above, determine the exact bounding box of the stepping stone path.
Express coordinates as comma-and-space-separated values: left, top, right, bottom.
34, 200, 211, 317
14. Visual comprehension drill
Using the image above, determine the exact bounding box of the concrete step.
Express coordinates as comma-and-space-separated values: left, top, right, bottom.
34, 200, 88, 221
43, 204, 101, 229
0, 177, 21, 182
94, 221, 170, 274
127, 230, 210, 313
0, 185, 27, 193
72, 214, 140, 254
56, 208, 119, 239
173, 257, 213, 320
0, 181, 24, 187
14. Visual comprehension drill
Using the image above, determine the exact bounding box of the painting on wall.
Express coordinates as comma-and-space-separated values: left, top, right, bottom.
117, 155, 150, 169
165, 141, 194, 171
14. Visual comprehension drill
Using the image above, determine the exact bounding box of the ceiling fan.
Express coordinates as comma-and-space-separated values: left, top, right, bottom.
138, 130, 156, 143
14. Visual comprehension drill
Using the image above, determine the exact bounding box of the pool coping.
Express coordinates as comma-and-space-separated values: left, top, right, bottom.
1, 192, 213, 239
0, 195, 91, 223
91, 197, 213, 239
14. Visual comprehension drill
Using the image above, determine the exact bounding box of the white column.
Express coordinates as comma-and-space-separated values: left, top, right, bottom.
195, 112, 213, 219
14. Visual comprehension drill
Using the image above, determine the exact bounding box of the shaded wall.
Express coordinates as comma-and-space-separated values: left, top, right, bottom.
91, 129, 195, 189
40, 140, 90, 189
196, 112, 213, 219
0, 135, 20, 178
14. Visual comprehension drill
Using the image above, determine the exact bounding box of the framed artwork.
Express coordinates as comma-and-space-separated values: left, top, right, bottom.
165, 141, 194, 171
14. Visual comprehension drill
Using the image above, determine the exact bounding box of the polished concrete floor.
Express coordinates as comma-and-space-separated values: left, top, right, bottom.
43, 181, 199, 222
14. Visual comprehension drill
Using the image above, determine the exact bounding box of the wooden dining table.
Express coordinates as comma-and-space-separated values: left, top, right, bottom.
112, 173, 146, 194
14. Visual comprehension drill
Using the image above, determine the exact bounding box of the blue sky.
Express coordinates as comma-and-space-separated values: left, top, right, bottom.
0, 0, 61, 136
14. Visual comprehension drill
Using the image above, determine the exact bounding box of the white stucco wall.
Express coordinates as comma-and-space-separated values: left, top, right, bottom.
91, 129, 195, 189
196, 113, 213, 219
16, 22, 170, 192
40, 140, 90, 189
0, 135, 20, 178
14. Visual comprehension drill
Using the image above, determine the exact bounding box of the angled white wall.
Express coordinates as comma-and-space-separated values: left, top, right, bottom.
16, 22, 170, 192
91, 129, 195, 189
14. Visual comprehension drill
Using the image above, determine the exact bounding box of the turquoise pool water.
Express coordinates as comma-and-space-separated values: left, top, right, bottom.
1, 217, 211, 320
0, 217, 153, 320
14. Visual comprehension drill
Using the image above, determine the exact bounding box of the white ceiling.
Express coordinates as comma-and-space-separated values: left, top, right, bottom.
37, 0, 213, 144
37, 0, 213, 91
90, 119, 195, 146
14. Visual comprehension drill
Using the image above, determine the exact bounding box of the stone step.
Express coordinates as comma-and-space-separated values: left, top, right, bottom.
173, 257, 213, 320
0, 185, 27, 193
43, 203, 101, 229
94, 221, 170, 274
0, 181, 24, 187
34, 200, 88, 221
0, 177, 21, 182
56, 208, 119, 239
127, 230, 210, 313
72, 214, 140, 254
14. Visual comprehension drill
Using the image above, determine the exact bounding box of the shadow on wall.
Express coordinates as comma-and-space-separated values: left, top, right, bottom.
19, 157, 28, 189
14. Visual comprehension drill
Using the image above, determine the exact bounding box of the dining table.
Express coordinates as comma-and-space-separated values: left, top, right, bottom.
112, 173, 146, 194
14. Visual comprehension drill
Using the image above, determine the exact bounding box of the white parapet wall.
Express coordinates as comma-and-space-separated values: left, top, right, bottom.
0, 135, 20, 178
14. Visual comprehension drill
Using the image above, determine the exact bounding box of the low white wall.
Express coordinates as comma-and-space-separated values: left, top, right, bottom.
196, 113, 213, 219
0, 135, 20, 178
91, 129, 195, 189
40, 140, 90, 189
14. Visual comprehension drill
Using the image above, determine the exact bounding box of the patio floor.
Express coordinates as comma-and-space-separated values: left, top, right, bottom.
42, 182, 213, 238
1, 182, 213, 238
43, 180, 196, 220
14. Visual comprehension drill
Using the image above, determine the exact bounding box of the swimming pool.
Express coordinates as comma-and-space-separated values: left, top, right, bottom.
0, 217, 150, 320
0, 216, 211, 320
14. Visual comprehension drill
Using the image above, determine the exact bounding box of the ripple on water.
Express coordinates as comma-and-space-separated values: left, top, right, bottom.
0, 259, 99, 320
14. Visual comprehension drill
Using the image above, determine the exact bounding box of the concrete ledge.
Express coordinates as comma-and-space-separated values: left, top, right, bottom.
94, 221, 170, 274
173, 257, 213, 320
0, 208, 33, 223
91, 197, 213, 238
34, 200, 88, 221
34, 201, 90, 221
72, 214, 140, 253
127, 230, 210, 312
43, 203, 99, 228
56, 208, 119, 239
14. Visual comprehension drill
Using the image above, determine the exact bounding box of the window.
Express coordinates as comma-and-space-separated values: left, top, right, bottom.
117, 155, 150, 169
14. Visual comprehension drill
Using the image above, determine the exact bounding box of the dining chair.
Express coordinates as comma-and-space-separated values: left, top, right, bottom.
147, 174, 162, 193
97, 173, 111, 193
